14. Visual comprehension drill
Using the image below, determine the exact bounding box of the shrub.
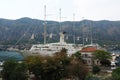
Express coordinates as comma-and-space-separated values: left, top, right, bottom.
92, 65, 101, 74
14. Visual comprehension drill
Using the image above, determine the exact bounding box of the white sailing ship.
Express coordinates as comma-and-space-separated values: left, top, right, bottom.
28, 32, 83, 56
21, 6, 83, 56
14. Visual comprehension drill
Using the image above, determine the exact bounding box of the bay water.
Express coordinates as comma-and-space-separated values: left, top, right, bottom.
0, 51, 24, 61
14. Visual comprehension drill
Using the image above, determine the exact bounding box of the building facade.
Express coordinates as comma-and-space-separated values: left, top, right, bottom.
80, 46, 100, 66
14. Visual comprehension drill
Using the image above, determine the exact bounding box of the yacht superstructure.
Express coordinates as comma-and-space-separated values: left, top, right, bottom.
29, 32, 83, 56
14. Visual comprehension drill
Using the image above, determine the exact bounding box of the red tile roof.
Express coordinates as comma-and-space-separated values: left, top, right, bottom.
80, 47, 97, 52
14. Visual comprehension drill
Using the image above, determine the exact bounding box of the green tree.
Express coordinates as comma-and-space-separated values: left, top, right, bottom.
2, 59, 17, 80
10, 63, 28, 80
72, 51, 81, 59
2, 59, 27, 80
100, 59, 111, 66
112, 67, 120, 80
66, 56, 88, 80
24, 56, 43, 80
93, 50, 111, 66
92, 65, 101, 74
24, 52, 69, 80
24, 49, 88, 80
72, 51, 85, 63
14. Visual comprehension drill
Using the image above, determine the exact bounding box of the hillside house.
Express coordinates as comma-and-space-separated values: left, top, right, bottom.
80, 46, 101, 66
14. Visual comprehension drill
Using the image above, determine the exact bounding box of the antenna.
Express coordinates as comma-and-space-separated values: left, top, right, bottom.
44, 5, 47, 44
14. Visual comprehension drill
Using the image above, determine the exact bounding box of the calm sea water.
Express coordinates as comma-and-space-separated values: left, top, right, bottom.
0, 51, 24, 61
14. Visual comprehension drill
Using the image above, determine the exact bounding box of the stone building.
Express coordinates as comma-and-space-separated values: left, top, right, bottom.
80, 46, 101, 66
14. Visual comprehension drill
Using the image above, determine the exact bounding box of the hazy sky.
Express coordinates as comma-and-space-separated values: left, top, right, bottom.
0, 0, 120, 21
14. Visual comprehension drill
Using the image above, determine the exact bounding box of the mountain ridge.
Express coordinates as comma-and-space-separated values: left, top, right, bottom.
0, 18, 120, 46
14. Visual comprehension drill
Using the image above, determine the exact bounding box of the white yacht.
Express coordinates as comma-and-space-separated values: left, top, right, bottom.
20, 6, 83, 57
27, 32, 83, 56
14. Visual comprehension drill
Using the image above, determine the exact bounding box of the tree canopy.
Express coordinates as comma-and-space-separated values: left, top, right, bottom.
112, 67, 120, 80
2, 59, 27, 80
93, 50, 111, 60
93, 50, 111, 66
24, 49, 88, 80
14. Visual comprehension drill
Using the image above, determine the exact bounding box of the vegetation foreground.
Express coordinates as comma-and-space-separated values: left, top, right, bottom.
1, 49, 120, 80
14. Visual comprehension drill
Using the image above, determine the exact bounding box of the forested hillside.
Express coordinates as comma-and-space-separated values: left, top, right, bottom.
0, 17, 120, 46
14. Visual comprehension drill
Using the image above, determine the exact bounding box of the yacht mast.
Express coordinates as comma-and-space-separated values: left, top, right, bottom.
82, 17, 85, 45
59, 8, 62, 32
90, 22, 93, 45
59, 8, 65, 43
44, 5, 47, 44
73, 13, 76, 44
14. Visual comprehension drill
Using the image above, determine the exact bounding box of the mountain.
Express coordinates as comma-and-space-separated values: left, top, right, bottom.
0, 18, 120, 46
